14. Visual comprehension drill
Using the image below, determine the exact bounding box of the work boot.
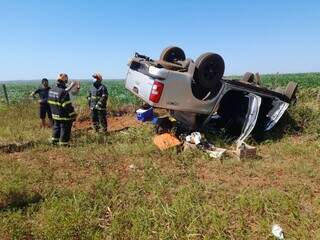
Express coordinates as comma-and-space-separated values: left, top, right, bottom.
59, 141, 70, 147
93, 124, 100, 133
51, 137, 59, 145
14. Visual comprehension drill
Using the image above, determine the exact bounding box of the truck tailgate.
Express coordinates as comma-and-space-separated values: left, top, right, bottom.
125, 69, 154, 104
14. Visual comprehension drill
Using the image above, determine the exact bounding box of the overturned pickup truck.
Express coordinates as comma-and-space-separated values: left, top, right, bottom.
125, 46, 298, 143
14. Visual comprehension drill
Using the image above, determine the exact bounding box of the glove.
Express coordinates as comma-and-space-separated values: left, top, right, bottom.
95, 102, 102, 109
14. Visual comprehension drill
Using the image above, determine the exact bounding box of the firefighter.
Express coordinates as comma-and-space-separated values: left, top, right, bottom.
48, 73, 76, 146
87, 73, 108, 133
30, 78, 53, 128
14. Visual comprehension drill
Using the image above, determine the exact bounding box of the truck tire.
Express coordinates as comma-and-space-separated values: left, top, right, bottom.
194, 53, 225, 89
255, 72, 261, 85
160, 46, 186, 63
242, 72, 255, 83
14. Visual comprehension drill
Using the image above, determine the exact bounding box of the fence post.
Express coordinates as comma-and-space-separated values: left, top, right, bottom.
2, 84, 9, 105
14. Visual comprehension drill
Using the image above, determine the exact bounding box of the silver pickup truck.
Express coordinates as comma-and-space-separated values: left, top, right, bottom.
125, 46, 298, 143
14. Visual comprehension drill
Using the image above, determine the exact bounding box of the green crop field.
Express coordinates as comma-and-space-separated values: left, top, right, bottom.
0, 80, 141, 108
0, 73, 320, 239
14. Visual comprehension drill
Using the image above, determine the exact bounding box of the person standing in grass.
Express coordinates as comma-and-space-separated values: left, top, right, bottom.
48, 73, 77, 146
87, 73, 108, 133
30, 78, 53, 128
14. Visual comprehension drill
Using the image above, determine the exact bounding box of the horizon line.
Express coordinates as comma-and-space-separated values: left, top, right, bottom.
1, 71, 319, 82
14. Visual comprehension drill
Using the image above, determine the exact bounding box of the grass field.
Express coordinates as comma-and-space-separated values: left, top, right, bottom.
0, 73, 320, 239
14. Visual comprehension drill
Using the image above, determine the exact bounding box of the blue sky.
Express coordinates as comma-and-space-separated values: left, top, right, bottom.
0, 0, 319, 81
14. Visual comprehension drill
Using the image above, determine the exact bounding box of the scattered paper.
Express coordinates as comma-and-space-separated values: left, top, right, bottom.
272, 224, 285, 240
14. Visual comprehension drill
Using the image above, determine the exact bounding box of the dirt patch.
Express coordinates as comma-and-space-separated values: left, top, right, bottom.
73, 114, 142, 132
76, 105, 136, 122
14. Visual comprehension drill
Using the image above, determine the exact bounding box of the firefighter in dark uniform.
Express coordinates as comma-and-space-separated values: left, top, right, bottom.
30, 78, 53, 128
88, 73, 108, 132
48, 73, 76, 146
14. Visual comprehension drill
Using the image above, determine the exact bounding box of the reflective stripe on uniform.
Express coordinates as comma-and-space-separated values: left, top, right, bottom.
69, 112, 76, 117
95, 106, 106, 110
91, 96, 101, 99
48, 100, 61, 106
59, 142, 69, 146
62, 100, 72, 107
52, 114, 72, 121
48, 100, 72, 108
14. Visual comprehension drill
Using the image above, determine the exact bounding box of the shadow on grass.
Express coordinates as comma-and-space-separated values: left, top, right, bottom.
203, 110, 303, 146
0, 190, 43, 212
0, 141, 35, 154
252, 112, 301, 143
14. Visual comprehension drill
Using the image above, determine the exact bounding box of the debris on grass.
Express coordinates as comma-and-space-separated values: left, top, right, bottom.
184, 134, 227, 159
153, 133, 182, 150
205, 146, 227, 159
74, 111, 227, 158
234, 143, 257, 159
185, 132, 202, 145
272, 224, 285, 240
183, 141, 198, 151
153, 115, 176, 134
136, 106, 154, 122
